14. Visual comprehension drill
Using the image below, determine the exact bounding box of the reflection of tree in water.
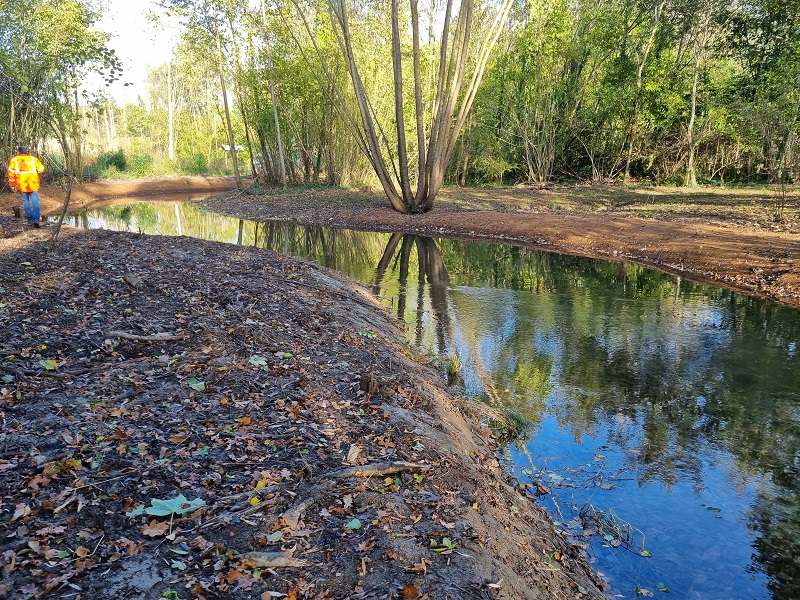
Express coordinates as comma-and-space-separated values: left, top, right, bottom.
374, 233, 452, 353
255, 222, 384, 275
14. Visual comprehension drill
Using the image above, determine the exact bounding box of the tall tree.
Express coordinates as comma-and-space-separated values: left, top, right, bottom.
293, 0, 513, 213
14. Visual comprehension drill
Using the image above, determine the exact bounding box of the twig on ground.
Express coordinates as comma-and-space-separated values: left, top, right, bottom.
104, 331, 184, 342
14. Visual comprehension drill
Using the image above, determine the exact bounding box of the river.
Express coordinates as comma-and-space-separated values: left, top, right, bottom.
70, 200, 800, 600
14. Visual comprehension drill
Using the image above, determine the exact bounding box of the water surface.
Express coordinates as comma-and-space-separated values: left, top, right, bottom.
72, 202, 800, 599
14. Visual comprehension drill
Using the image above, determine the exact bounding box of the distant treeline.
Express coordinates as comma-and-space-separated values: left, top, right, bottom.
2, 0, 798, 189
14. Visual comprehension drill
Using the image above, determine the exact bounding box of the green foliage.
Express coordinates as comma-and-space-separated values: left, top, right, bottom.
128, 153, 154, 176
6, 0, 799, 190
182, 153, 208, 175
97, 150, 127, 172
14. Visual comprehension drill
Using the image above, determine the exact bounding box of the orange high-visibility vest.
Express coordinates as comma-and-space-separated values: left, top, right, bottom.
7, 154, 45, 193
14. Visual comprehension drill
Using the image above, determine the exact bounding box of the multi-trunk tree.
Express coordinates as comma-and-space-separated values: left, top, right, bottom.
292, 0, 513, 213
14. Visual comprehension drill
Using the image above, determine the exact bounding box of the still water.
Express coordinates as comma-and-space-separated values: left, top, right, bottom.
72, 201, 800, 600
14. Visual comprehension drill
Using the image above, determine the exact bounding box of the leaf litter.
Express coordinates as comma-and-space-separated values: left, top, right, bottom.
0, 227, 604, 599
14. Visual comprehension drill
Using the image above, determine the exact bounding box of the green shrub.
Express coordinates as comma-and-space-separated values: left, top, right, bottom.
97, 150, 127, 172
83, 163, 101, 181
183, 153, 207, 175
128, 153, 153, 177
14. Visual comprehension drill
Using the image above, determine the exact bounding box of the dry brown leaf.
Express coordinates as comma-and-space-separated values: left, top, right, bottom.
409, 558, 429, 573
35, 525, 66, 536
402, 584, 420, 599
11, 503, 30, 521
141, 520, 169, 538
111, 537, 142, 556
28, 476, 51, 490
226, 568, 254, 590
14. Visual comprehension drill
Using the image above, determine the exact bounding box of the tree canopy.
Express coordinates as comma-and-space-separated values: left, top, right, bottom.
2, 0, 799, 210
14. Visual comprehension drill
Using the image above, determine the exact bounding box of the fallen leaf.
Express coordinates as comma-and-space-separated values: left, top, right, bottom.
35, 525, 66, 536
402, 584, 420, 599
409, 558, 429, 573
12, 503, 30, 521
145, 494, 206, 517
142, 520, 170, 538
356, 538, 376, 552
227, 568, 254, 590
28, 476, 52, 490
187, 378, 205, 391
346, 445, 362, 464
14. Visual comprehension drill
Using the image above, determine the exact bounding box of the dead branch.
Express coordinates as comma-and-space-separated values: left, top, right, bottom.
335, 461, 430, 479
104, 331, 183, 342
281, 461, 430, 529
238, 551, 309, 568
0, 364, 29, 382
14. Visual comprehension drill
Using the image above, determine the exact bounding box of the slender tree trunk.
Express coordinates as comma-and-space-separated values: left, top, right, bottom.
216, 23, 241, 188
168, 57, 175, 161
624, 0, 665, 183
268, 68, 287, 188
686, 50, 701, 187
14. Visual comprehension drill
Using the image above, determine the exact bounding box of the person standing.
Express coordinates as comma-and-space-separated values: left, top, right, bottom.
7, 146, 45, 228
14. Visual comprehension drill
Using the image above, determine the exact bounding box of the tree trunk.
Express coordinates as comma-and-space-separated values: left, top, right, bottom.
686, 46, 701, 187
168, 57, 175, 161
623, 0, 665, 183
216, 23, 241, 188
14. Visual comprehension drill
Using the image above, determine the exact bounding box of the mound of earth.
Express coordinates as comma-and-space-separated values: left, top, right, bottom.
0, 224, 603, 599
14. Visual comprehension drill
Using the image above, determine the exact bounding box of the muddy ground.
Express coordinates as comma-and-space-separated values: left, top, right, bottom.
0, 179, 604, 600
0, 176, 798, 600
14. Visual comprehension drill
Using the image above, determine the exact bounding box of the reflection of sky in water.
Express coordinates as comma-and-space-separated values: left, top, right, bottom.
76, 201, 800, 599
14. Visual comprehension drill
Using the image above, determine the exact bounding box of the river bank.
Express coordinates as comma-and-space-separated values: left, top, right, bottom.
0, 198, 603, 597
202, 183, 800, 310
3, 177, 799, 309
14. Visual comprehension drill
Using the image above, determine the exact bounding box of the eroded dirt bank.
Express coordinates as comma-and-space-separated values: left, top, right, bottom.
0, 223, 603, 598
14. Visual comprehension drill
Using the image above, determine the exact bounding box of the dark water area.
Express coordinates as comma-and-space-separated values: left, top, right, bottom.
72, 202, 800, 600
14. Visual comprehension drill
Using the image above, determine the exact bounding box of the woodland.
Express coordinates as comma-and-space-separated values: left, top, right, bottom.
1, 0, 799, 213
